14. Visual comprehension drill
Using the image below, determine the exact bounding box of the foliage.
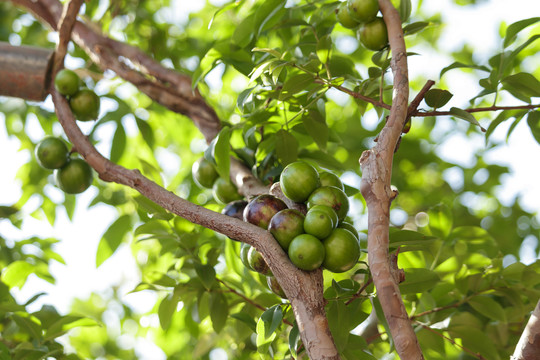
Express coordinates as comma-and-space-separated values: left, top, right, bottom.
1, 0, 539, 359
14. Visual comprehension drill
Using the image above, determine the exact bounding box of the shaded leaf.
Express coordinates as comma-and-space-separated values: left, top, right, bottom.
96, 215, 132, 267
504, 17, 540, 47
281, 73, 315, 98
194, 263, 216, 290
158, 293, 179, 330
428, 203, 453, 239
213, 127, 232, 180
399, 268, 440, 294
209, 292, 228, 333
316, 34, 332, 64
424, 89, 453, 108
468, 296, 506, 322
110, 122, 126, 163
527, 111, 540, 144
449, 107, 485, 131
440, 62, 490, 78
403, 21, 429, 36
502, 72, 540, 99
302, 110, 329, 151
275, 129, 298, 165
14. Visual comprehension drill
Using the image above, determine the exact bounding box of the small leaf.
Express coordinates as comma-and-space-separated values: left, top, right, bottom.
252, 47, 282, 58
96, 215, 132, 267
527, 111, 540, 144
302, 110, 329, 151
275, 129, 298, 165
403, 21, 429, 36
440, 62, 490, 78
1, 261, 34, 289
389, 229, 437, 247
232, 14, 255, 48
254, 0, 286, 36
504, 17, 540, 47
327, 300, 349, 351
424, 89, 453, 108
281, 73, 315, 98
237, 86, 257, 112
110, 122, 126, 163
45, 315, 99, 340
427, 204, 453, 239
136, 118, 155, 149
288, 322, 300, 357
261, 305, 283, 339
316, 34, 332, 64
449, 107, 486, 132
256, 308, 278, 355
194, 263, 216, 290
502, 72, 540, 99
468, 296, 507, 322
209, 292, 228, 333
158, 293, 179, 330
231, 312, 257, 332
399, 268, 440, 294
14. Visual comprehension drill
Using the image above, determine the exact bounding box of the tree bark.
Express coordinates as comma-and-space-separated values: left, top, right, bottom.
512, 299, 540, 360
359, 1, 424, 359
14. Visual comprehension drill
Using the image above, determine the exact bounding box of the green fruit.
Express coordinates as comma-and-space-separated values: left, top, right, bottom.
69, 89, 100, 121
212, 178, 242, 204
54, 69, 80, 96
267, 276, 287, 298
347, 0, 379, 24
322, 228, 360, 273
359, 17, 388, 51
280, 161, 320, 203
338, 221, 360, 240
35, 137, 69, 170
309, 204, 339, 228
304, 209, 334, 240
336, 2, 360, 29
54, 158, 93, 194
268, 209, 305, 251
248, 246, 272, 275
192, 157, 219, 189
307, 186, 350, 221
288, 234, 325, 271
243, 194, 288, 229
240, 243, 253, 270
319, 171, 344, 191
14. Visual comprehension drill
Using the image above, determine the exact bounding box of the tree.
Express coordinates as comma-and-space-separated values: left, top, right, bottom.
1, 0, 539, 359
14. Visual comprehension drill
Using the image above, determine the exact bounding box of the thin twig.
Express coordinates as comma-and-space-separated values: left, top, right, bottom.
412, 103, 540, 117
51, 0, 84, 74
345, 277, 373, 305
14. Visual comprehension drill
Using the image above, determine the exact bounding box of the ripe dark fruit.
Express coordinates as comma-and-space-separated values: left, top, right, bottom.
280, 161, 320, 203
54, 158, 93, 194
240, 243, 253, 270
359, 17, 388, 51
268, 209, 305, 251
307, 186, 350, 221
347, 0, 379, 24
304, 209, 334, 240
319, 171, 344, 191
212, 178, 242, 204
243, 194, 287, 229
222, 200, 248, 220
192, 157, 219, 189
336, 2, 360, 29
35, 137, 69, 170
338, 221, 360, 240
69, 89, 100, 121
322, 228, 360, 273
247, 247, 272, 275
54, 69, 80, 96
288, 234, 325, 271
267, 276, 287, 298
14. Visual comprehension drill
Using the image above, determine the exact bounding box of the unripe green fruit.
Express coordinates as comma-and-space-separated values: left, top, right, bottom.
359, 17, 388, 51
54, 69, 80, 96
307, 186, 350, 221
347, 0, 379, 24
69, 89, 100, 121
309, 204, 339, 228
54, 158, 93, 194
322, 228, 360, 273
336, 2, 360, 29
288, 234, 325, 271
240, 243, 253, 270
304, 209, 334, 240
338, 221, 359, 240
280, 161, 320, 203
319, 171, 344, 191
193, 157, 219, 189
35, 137, 69, 170
212, 178, 242, 204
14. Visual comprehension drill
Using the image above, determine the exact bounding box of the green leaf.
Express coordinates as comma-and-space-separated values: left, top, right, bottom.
158, 293, 179, 330
275, 129, 298, 165
1, 260, 34, 289
440, 62, 490, 78
0, 205, 18, 218
527, 111, 540, 144
427, 204, 453, 239
231, 312, 257, 332
504, 17, 540, 47
502, 72, 540, 99
0, 342, 10, 360
232, 14, 255, 48
261, 305, 283, 339
448, 326, 501, 360
468, 295, 507, 322
254, 0, 286, 36
449, 107, 486, 131
194, 263, 216, 290
389, 229, 437, 247
11, 313, 42, 339
298, 149, 345, 170
237, 86, 257, 112
316, 34, 332, 64
193, 48, 221, 90
136, 118, 155, 149
110, 122, 126, 163
327, 300, 349, 351
399, 268, 440, 294
288, 322, 300, 357
209, 292, 228, 333
281, 73, 315, 99
302, 110, 329, 151
133, 196, 172, 219
403, 21, 429, 36
252, 47, 282, 58
256, 307, 279, 355
213, 127, 232, 180
96, 215, 132, 267
399, 0, 412, 23
44, 315, 99, 340
424, 89, 453, 108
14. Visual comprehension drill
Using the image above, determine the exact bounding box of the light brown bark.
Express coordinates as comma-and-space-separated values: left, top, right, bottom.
512, 299, 540, 360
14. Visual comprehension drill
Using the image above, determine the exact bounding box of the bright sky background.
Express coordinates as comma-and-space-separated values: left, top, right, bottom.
0, 0, 539, 359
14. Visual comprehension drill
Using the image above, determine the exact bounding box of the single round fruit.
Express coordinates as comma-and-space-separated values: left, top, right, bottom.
347, 0, 379, 24
243, 194, 287, 229
309, 204, 339, 228
304, 209, 334, 240
267, 276, 287, 298
336, 1, 360, 29
359, 17, 388, 51
247, 246, 272, 275
322, 228, 360, 273
35, 137, 69, 170
280, 162, 320, 203
222, 200, 248, 220
54, 158, 93, 194
192, 157, 219, 189
268, 209, 305, 250
307, 186, 350, 221
69, 89, 100, 121
212, 178, 242, 204
240, 243, 253, 270
288, 234, 325, 271
338, 221, 360, 240
319, 171, 344, 191
54, 69, 80, 96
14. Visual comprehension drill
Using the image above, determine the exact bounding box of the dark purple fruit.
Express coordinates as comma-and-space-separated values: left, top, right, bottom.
243, 194, 287, 229
222, 200, 248, 220
268, 209, 305, 251
247, 246, 272, 275
267, 276, 287, 298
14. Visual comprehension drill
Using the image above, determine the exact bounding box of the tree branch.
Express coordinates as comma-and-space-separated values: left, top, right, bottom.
512, 299, 540, 360
412, 103, 540, 117
359, 1, 424, 359
51, 0, 83, 74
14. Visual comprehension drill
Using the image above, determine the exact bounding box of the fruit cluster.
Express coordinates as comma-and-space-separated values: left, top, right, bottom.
34, 137, 93, 194
54, 69, 100, 122
336, 0, 388, 51
192, 157, 242, 204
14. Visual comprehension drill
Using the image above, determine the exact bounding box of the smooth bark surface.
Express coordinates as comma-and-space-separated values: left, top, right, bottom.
512, 299, 540, 360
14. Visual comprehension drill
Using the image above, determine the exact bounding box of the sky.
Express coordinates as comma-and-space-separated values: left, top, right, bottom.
0, 0, 539, 359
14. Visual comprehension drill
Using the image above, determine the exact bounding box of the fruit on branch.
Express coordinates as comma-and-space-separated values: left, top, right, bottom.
347, 0, 379, 24
304, 208, 335, 240
280, 161, 321, 203
35, 137, 69, 170
338, 221, 360, 240
267, 276, 287, 298
336, 1, 361, 29
212, 178, 242, 204
247, 246, 272, 275
54, 158, 93, 194
288, 234, 326, 271
307, 186, 350, 221
359, 17, 388, 51
309, 204, 339, 228
322, 228, 360, 273
222, 200, 248, 220
268, 209, 305, 251
243, 194, 287, 229
192, 157, 219, 189
240, 243, 254, 271
54, 69, 80, 96
69, 88, 100, 121
319, 171, 344, 191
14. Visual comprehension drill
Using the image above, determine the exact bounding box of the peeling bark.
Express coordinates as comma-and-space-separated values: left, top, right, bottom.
512, 299, 540, 360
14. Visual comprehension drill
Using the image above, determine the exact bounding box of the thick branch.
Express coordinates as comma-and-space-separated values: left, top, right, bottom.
359, 1, 424, 359
512, 299, 540, 360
